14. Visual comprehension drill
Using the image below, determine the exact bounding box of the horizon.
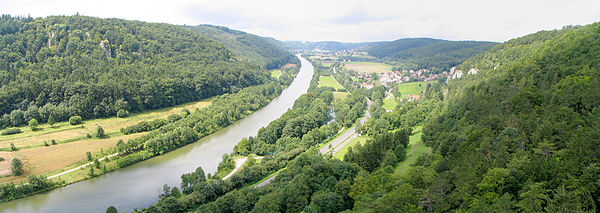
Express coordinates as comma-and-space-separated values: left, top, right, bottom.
2, 0, 599, 43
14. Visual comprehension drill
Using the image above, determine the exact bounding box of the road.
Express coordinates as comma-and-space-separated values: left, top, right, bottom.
254, 97, 372, 188
47, 153, 119, 179
221, 156, 264, 180
320, 97, 371, 155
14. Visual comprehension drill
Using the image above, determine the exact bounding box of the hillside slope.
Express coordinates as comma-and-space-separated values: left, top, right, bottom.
185, 25, 295, 69
421, 24, 599, 211
366, 38, 497, 72
284, 41, 372, 51
0, 15, 276, 129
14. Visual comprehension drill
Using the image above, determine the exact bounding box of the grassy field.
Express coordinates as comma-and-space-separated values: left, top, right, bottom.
344, 62, 392, 73
0, 98, 213, 184
334, 135, 368, 160
333, 92, 349, 102
271, 69, 281, 78
318, 76, 344, 90
395, 126, 431, 175
383, 96, 398, 111
396, 81, 432, 98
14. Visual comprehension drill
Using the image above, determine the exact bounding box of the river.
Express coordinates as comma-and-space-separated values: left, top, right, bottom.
0, 54, 314, 213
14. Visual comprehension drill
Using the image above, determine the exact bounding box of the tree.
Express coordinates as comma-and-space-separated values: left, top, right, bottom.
95, 126, 106, 138
11, 158, 24, 176
94, 158, 101, 169
116, 139, 125, 152
69, 116, 83, 125
171, 186, 181, 198
86, 151, 92, 161
29, 118, 39, 131
517, 182, 549, 213
106, 206, 117, 213
47, 114, 56, 127
117, 109, 129, 118
89, 166, 95, 177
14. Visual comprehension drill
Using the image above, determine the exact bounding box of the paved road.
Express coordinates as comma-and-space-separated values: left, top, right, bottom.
222, 156, 264, 180
319, 98, 371, 155
254, 174, 278, 188
254, 98, 372, 188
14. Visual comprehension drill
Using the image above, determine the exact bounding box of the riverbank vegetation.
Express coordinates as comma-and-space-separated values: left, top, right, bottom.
0, 14, 299, 202
137, 22, 600, 212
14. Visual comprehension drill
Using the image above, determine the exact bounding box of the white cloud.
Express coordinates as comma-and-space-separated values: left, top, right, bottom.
1, 0, 599, 42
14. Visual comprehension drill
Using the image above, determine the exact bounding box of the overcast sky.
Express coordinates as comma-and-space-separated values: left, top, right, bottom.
2, 0, 599, 42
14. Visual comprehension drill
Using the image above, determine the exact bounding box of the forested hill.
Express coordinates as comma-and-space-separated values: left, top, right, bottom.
421, 24, 600, 211
184, 25, 295, 69
366, 38, 497, 72
0, 15, 287, 129
284, 41, 372, 51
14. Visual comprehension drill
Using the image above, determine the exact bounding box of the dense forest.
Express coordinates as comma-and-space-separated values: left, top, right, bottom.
366, 38, 497, 73
185, 25, 296, 69
131, 22, 600, 212
420, 24, 600, 212
0, 15, 294, 129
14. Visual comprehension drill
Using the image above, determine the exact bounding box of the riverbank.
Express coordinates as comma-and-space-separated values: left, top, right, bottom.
0, 55, 313, 212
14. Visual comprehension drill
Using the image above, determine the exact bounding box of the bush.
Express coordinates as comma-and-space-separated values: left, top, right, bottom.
11, 158, 24, 176
10, 143, 17, 151
69, 116, 83, 125
117, 109, 129, 118
51, 139, 57, 145
86, 133, 92, 138
44, 141, 49, 146
95, 126, 106, 138
29, 119, 39, 131
117, 151, 153, 168
86, 151, 92, 161
1, 128, 22, 135
0, 157, 4, 162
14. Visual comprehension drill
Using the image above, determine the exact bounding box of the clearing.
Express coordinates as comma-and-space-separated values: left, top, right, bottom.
382, 95, 398, 111
318, 76, 344, 90
333, 135, 368, 160
271, 69, 282, 78
395, 126, 432, 174
396, 81, 432, 98
344, 62, 392, 73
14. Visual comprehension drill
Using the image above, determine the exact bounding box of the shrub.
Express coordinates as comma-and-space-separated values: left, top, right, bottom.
86, 151, 92, 161
51, 139, 57, 145
0, 157, 5, 162
29, 118, 39, 131
86, 133, 92, 138
44, 141, 49, 146
11, 158, 24, 176
117, 109, 129, 118
69, 116, 83, 125
95, 126, 106, 138
1, 128, 22, 135
10, 143, 17, 151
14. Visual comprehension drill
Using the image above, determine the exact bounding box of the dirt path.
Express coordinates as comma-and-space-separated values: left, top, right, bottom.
222, 156, 264, 180
47, 153, 118, 179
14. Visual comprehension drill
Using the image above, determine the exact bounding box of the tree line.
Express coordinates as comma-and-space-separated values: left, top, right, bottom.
0, 15, 294, 129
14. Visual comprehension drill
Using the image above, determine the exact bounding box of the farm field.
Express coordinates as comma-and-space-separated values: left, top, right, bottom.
318, 76, 344, 90
0, 98, 213, 184
343, 62, 392, 73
